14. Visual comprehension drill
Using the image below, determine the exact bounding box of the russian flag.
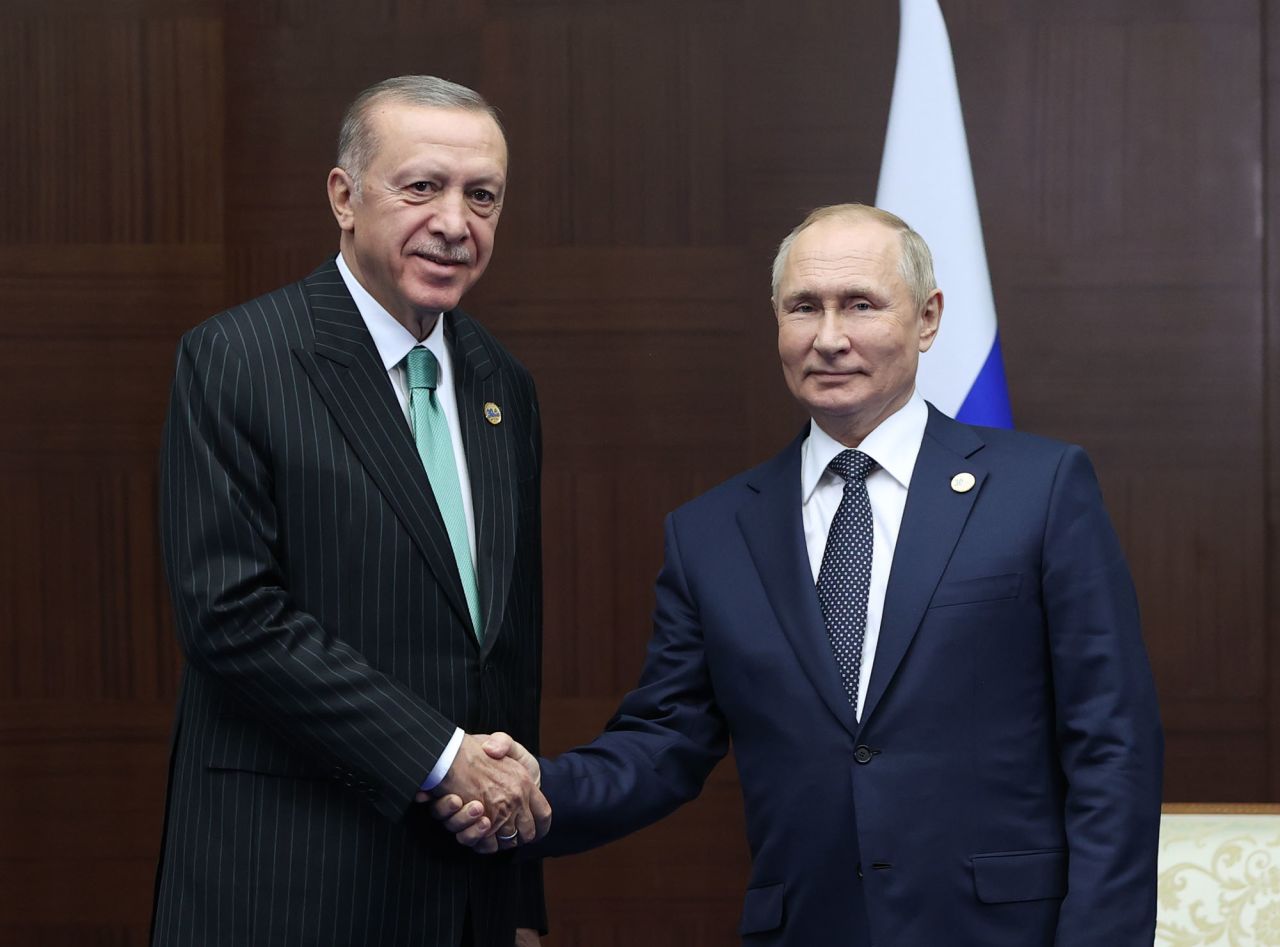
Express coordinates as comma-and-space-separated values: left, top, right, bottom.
875, 0, 1014, 428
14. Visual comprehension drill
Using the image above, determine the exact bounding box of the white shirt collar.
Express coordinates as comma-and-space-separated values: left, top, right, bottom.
335, 252, 447, 369
801, 390, 929, 504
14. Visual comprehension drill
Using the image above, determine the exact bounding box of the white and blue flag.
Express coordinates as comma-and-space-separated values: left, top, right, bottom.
875, 0, 1013, 428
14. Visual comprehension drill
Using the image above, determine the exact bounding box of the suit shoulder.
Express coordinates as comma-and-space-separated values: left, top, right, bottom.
972, 424, 1095, 463
670, 443, 797, 524
926, 405, 1081, 462
180, 278, 313, 361
972, 424, 1073, 457
453, 308, 536, 387
948, 421, 1101, 494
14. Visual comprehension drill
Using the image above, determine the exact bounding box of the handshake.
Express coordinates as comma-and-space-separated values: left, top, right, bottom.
417, 732, 549, 853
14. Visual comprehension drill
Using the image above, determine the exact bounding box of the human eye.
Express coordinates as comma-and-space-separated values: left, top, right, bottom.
468, 187, 502, 216
406, 180, 439, 197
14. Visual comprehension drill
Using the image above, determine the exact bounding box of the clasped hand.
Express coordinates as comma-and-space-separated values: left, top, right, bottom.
417, 732, 549, 853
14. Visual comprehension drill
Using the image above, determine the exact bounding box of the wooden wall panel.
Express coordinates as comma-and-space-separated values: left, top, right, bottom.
951, 1, 1265, 802
0, 465, 177, 701
0, 3, 221, 943
0, 701, 170, 938
1, 0, 1274, 943
0, 13, 223, 245
1265, 0, 1280, 801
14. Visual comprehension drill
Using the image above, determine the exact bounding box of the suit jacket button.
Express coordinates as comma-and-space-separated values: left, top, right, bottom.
854, 745, 874, 764
856, 863, 864, 879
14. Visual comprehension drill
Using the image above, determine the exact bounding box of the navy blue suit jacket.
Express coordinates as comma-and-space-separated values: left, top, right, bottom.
537, 406, 1162, 946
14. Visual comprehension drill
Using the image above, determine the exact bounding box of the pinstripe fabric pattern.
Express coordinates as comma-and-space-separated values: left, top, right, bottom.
151, 258, 545, 946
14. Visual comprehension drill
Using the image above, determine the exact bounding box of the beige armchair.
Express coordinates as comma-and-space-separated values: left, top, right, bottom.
1157, 804, 1280, 946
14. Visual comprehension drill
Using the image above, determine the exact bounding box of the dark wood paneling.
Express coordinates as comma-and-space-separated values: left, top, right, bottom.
0, 14, 223, 245
1265, 0, 1280, 801
0, 0, 1272, 942
0, 3, 218, 940
951, 1, 1265, 802
0, 702, 171, 934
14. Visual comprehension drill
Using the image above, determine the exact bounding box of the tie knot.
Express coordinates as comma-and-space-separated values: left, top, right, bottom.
828, 449, 877, 484
405, 347, 439, 391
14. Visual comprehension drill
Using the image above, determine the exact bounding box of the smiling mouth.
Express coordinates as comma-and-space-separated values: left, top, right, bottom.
410, 241, 473, 268
417, 253, 466, 268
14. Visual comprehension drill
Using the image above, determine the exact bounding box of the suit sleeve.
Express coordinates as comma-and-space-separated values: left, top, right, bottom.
160, 324, 457, 823
534, 510, 730, 857
1043, 446, 1163, 945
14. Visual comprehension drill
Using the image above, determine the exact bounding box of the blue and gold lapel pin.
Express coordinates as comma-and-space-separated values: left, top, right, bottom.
950, 472, 976, 493
483, 402, 502, 425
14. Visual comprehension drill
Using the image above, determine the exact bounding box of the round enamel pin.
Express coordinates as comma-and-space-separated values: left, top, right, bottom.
950, 472, 976, 493
483, 402, 502, 425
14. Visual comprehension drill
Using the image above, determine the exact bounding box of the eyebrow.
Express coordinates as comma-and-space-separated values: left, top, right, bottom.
392, 165, 506, 188
780, 285, 879, 308
780, 290, 819, 309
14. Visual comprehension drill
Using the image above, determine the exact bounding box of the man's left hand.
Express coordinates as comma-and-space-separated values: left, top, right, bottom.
421, 732, 547, 852
515, 929, 540, 947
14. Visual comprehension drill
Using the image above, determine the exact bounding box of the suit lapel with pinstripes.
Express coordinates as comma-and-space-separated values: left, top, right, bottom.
292, 260, 475, 638
447, 311, 519, 658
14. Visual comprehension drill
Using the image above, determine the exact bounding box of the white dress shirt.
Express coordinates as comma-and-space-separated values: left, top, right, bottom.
800, 391, 928, 717
336, 253, 466, 789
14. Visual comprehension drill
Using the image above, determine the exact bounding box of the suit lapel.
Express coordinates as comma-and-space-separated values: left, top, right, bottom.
291, 260, 475, 638
860, 406, 987, 724
447, 312, 518, 658
738, 432, 860, 741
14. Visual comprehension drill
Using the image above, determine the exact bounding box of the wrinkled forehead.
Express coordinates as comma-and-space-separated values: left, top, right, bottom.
782, 217, 903, 285
368, 102, 508, 170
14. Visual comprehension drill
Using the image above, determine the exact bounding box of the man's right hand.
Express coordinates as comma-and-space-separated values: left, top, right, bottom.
425, 732, 547, 853
416, 733, 551, 846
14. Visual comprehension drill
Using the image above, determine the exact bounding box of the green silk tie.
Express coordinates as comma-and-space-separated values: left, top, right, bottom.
405, 347, 483, 640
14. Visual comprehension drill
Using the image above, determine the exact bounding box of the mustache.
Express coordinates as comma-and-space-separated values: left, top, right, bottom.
410, 242, 473, 265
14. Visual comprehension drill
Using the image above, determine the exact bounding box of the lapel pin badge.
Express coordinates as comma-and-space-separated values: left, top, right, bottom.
483, 402, 502, 425
950, 472, 976, 494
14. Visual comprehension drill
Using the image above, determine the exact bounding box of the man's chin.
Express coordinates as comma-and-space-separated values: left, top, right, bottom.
803, 394, 879, 428
404, 283, 468, 315
421, 296, 463, 314
801, 385, 869, 415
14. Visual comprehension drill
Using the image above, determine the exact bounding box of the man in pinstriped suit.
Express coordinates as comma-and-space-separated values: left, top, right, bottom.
151, 76, 549, 947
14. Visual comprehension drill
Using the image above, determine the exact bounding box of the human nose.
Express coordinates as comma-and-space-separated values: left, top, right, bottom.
812, 310, 850, 356
429, 188, 469, 243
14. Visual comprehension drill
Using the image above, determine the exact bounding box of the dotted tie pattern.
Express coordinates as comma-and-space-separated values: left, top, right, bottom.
817, 449, 878, 717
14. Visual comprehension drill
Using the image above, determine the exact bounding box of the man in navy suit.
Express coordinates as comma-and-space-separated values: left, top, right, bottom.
437, 203, 1163, 946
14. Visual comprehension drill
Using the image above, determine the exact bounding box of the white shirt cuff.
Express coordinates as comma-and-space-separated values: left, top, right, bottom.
420, 727, 465, 792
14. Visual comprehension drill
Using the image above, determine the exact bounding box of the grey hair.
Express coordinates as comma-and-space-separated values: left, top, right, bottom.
770, 203, 936, 313
336, 75, 505, 191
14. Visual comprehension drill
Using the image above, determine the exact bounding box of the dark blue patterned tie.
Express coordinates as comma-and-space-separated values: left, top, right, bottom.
817, 449, 878, 717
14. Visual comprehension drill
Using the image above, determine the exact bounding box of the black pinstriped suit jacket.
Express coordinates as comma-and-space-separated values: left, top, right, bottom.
151, 258, 544, 946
